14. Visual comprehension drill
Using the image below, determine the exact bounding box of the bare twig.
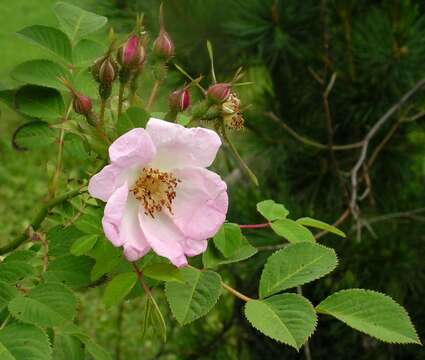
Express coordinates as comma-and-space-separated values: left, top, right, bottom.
349, 77, 425, 222
265, 112, 363, 151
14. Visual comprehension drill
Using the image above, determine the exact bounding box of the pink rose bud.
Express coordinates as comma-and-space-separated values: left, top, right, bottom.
92, 56, 118, 85
153, 30, 174, 59
117, 35, 141, 68
207, 83, 232, 103
169, 87, 190, 112
73, 93, 92, 115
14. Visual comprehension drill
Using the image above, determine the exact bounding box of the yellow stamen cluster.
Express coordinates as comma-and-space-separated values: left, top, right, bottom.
131, 167, 180, 218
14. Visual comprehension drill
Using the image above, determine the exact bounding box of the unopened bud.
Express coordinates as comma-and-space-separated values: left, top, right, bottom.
207, 83, 231, 103
117, 35, 142, 68
169, 87, 190, 112
92, 56, 118, 85
153, 31, 174, 59
73, 93, 92, 116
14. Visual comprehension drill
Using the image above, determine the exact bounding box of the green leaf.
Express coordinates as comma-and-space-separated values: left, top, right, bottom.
316, 289, 421, 344
259, 243, 338, 298
74, 209, 102, 234
73, 39, 105, 67
89, 239, 122, 281
76, 336, 111, 360
0, 323, 52, 360
4, 250, 36, 263
296, 217, 346, 237
17, 25, 72, 62
11, 60, 68, 91
12, 121, 57, 150
44, 255, 94, 288
103, 272, 137, 307
61, 325, 112, 360
202, 237, 257, 269
0, 261, 34, 284
64, 134, 90, 161
0, 281, 18, 311
213, 223, 243, 258
9, 282, 77, 327
0, 342, 14, 360
165, 267, 221, 325
271, 218, 315, 243
48, 226, 85, 257
15, 86, 65, 122
70, 234, 99, 256
176, 113, 191, 126
117, 107, 150, 136
147, 295, 167, 343
52, 334, 84, 360
245, 294, 317, 350
54, 2, 107, 43
257, 200, 289, 221
143, 263, 183, 283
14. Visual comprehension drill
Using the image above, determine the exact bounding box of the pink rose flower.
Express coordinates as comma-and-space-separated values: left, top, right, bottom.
88, 118, 228, 267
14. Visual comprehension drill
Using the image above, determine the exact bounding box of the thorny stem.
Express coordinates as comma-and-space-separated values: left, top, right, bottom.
221, 282, 252, 302
118, 82, 126, 118
132, 263, 152, 296
0, 185, 87, 255
239, 223, 270, 229
146, 80, 160, 111
221, 124, 259, 186
0, 314, 10, 331
99, 98, 106, 127
49, 102, 73, 198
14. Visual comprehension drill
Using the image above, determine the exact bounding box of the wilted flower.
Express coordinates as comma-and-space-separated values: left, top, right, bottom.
88, 118, 228, 267
207, 83, 232, 103
169, 87, 190, 112
222, 93, 244, 130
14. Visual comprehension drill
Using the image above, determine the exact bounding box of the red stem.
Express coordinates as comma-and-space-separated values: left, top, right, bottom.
239, 223, 270, 229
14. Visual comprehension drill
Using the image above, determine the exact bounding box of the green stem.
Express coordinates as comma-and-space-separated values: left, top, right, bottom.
117, 82, 126, 118
49, 102, 73, 198
221, 282, 252, 302
146, 80, 160, 111
221, 125, 259, 186
0, 186, 87, 255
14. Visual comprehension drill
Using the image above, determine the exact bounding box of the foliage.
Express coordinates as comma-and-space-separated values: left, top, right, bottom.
0, 1, 423, 359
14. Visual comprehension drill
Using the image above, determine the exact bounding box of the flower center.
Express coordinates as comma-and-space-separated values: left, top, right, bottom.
130, 167, 180, 218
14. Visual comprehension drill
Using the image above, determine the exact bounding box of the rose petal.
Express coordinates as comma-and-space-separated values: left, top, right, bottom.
146, 118, 221, 170
139, 211, 187, 267
102, 182, 129, 247
171, 167, 228, 241
183, 239, 208, 257
102, 184, 151, 261
109, 128, 156, 168
88, 164, 122, 202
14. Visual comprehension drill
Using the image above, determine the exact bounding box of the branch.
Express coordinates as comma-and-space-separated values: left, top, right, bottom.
349, 77, 425, 220
0, 185, 86, 255
265, 112, 363, 151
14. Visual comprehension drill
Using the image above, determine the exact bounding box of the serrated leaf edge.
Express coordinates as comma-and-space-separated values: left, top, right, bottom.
244, 294, 318, 351
260, 243, 339, 298
316, 288, 422, 345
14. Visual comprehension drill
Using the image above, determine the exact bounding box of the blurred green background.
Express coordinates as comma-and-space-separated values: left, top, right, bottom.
1, 0, 424, 359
